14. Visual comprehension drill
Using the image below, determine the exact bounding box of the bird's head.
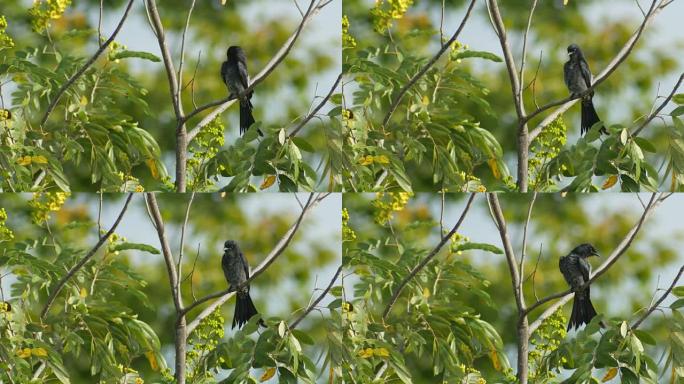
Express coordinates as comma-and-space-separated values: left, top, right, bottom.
224, 240, 238, 252
227, 46, 244, 59
567, 44, 581, 58
572, 243, 600, 258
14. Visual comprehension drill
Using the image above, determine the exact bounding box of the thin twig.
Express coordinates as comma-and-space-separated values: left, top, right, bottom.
380, 0, 477, 128
39, 0, 135, 127
288, 73, 342, 138
632, 265, 684, 329
289, 265, 342, 329
40, 193, 133, 319
381, 193, 477, 320
632, 73, 684, 136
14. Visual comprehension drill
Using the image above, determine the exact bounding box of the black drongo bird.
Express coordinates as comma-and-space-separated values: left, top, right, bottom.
564, 44, 605, 135
559, 243, 604, 331
221, 240, 264, 329
221, 46, 261, 136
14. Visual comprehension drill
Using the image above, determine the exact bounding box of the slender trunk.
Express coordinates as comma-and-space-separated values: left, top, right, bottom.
175, 315, 187, 383
517, 315, 529, 384
176, 127, 187, 192
517, 125, 528, 192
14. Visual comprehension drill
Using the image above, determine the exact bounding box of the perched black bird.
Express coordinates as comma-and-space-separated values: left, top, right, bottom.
221, 46, 260, 136
559, 243, 604, 331
564, 44, 605, 135
221, 240, 264, 329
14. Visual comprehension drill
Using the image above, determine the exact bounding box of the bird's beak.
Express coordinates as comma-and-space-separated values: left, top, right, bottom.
592, 251, 600, 257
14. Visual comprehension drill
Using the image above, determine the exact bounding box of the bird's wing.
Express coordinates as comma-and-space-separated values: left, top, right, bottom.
239, 249, 250, 279
220, 61, 229, 86
579, 58, 593, 89
563, 61, 572, 89
237, 61, 250, 89
579, 257, 591, 282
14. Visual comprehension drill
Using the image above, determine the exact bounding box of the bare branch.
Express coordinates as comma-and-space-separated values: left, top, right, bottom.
288, 73, 342, 138
632, 265, 684, 329
289, 265, 342, 329
39, 0, 135, 127
381, 193, 477, 320
40, 193, 133, 320
380, 0, 477, 128
184, 193, 330, 335
632, 73, 684, 136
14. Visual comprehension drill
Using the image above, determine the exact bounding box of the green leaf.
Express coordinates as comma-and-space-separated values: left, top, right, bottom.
111, 242, 160, 254
673, 286, 684, 298
110, 50, 161, 62
454, 242, 503, 254
454, 50, 503, 62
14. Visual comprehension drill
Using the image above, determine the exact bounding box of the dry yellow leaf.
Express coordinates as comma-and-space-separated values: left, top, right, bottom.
31, 348, 47, 357
373, 155, 390, 165
145, 159, 159, 180
487, 159, 501, 179
602, 175, 618, 190
358, 155, 374, 166
79, 287, 88, 298
16, 348, 32, 358
31, 155, 48, 164
602, 367, 618, 382
358, 348, 374, 358
260, 367, 276, 382
16, 156, 32, 166
145, 351, 159, 371
422, 287, 430, 299
373, 348, 389, 357
260, 175, 277, 190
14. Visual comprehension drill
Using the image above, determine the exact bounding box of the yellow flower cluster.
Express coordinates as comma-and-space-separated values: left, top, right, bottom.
28, 0, 72, 33
28, 192, 70, 225
370, 0, 414, 34
358, 154, 389, 166
342, 15, 356, 49
372, 192, 412, 225
342, 208, 356, 241
0, 208, 14, 242
0, 15, 14, 49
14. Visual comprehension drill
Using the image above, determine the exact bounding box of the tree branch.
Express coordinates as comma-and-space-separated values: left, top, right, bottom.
380, 0, 477, 128
184, 193, 329, 335
381, 193, 477, 320
632, 265, 684, 329
289, 265, 342, 329
288, 73, 342, 138
39, 0, 135, 127
632, 73, 684, 137
40, 193, 133, 320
